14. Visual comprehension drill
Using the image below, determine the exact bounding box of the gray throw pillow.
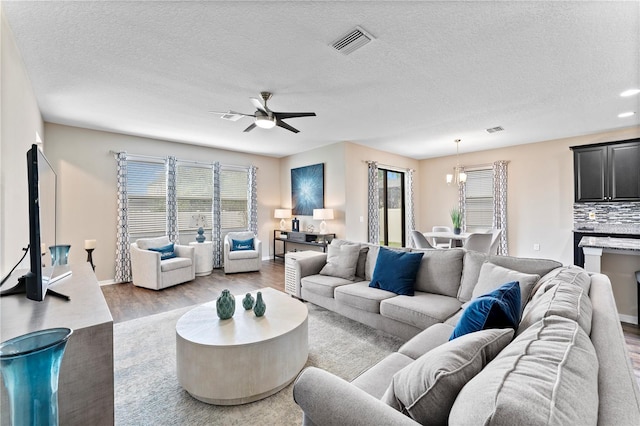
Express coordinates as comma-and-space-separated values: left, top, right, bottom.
319, 243, 361, 280
382, 328, 514, 425
471, 262, 540, 315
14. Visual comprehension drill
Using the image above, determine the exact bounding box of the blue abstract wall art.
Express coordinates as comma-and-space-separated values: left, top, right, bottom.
291, 163, 324, 216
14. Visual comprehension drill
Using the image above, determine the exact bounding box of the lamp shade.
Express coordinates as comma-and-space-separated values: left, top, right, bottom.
313, 209, 334, 220
274, 209, 292, 219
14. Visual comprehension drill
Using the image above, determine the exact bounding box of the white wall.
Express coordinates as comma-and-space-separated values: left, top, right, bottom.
0, 8, 45, 275
44, 123, 281, 281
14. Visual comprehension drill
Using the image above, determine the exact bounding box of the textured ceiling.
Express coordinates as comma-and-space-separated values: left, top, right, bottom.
3, 1, 639, 159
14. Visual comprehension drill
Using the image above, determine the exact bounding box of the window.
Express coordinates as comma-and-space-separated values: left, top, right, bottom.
378, 168, 405, 247
220, 167, 249, 230
176, 163, 213, 232
464, 168, 493, 231
126, 159, 167, 239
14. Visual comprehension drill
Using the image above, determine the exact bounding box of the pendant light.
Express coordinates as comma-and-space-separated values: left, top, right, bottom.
446, 139, 467, 185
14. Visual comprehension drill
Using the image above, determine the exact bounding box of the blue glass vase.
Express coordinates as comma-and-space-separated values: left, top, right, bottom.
49, 245, 71, 266
0, 328, 73, 426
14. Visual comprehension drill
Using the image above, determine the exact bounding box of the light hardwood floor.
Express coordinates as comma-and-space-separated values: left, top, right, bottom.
101, 260, 640, 384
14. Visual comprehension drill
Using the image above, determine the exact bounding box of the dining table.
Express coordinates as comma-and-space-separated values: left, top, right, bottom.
422, 231, 472, 247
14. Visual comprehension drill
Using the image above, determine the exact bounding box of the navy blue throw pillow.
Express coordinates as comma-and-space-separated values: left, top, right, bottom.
232, 238, 254, 251
369, 247, 424, 296
148, 243, 176, 260
449, 281, 521, 340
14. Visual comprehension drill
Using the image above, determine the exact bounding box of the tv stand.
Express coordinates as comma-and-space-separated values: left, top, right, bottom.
0, 275, 70, 301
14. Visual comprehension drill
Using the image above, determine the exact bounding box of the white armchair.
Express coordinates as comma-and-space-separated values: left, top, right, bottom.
223, 231, 262, 274
130, 236, 195, 290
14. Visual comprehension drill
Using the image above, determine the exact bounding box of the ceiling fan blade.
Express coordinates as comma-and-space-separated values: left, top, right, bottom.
243, 123, 257, 133
273, 112, 316, 120
250, 97, 267, 113
276, 119, 300, 133
209, 110, 255, 121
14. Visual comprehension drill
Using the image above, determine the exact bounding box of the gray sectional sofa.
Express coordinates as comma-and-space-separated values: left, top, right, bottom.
292, 240, 640, 425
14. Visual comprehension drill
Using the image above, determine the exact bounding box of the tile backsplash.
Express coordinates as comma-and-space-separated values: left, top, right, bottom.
574, 202, 640, 234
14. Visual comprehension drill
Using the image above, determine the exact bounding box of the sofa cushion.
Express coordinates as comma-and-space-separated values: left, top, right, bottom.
148, 243, 176, 260
331, 239, 369, 280
449, 316, 599, 426
301, 274, 353, 298
412, 248, 464, 297
335, 282, 397, 314
471, 262, 539, 315
136, 236, 171, 250
351, 352, 415, 399
380, 292, 462, 330
450, 281, 521, 340
227, 249, 259, 260
398, 323, 456, 360
160, 256, 192, 272
231, 237, 254, 251
458, 251, 561, 302
519, 282, 592, 336
369, 247, 424, 296
383, 328, 514, 425
530, 265, 591, 299
320, 242, 361, 281
365, 245, 410, 281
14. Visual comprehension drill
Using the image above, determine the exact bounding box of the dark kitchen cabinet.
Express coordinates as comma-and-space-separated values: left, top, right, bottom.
572, 139, 640, 202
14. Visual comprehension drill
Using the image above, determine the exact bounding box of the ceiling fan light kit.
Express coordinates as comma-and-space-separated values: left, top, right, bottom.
210, 91, 316, 134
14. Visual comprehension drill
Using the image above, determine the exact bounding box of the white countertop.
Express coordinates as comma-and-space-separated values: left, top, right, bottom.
578, 236, 640, 252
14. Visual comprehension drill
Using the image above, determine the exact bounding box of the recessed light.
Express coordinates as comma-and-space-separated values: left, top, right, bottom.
618, 111, 636, 118
620, 89, 640, 97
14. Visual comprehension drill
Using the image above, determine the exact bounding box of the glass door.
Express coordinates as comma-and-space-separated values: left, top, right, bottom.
378, 169, 405, 247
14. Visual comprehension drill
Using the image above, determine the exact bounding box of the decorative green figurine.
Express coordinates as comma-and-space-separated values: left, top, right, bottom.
253, 291, 266, 317
242, 293, 255, 310
216, 289, 235, 320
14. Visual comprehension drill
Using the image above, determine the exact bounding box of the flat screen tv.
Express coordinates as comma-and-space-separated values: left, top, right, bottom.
0, 144, 69, 301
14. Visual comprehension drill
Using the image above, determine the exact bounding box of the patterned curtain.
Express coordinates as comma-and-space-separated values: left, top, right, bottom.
406, 169, 416, 248
114, 152, 131, 283
212, 162, 223, 268
493, 161, 509, 255
367, 161, 380, 244
458, 168, 466, 232
166, 156, 179, 243
248, 165, 258, 235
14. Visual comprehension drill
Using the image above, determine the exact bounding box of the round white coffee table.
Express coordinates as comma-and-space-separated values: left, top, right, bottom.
176, 287, 308, 405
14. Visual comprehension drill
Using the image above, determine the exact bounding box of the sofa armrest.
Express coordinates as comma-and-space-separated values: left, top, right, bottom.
254, 238, 263, 259
295, 254, 328, 278
293, 367, 417, 426
174, 244, 195, 261
589, 273, 640, 424
130, 244, 161, 285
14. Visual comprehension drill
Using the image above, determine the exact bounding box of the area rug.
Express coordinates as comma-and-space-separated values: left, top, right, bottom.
114, 301, 404, 425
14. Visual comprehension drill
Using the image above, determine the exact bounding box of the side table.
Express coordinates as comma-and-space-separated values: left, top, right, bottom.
189, 241, 213, 276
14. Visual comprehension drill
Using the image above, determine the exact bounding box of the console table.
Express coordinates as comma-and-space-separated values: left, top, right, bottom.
0, 263, 114, 425
273, 230, 335, 261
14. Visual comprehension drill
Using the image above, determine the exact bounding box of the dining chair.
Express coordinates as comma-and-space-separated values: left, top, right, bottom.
410, 230, 435, 249
431, 226, 453, 249
463, 233, 492, 254
488, 229, 502, 255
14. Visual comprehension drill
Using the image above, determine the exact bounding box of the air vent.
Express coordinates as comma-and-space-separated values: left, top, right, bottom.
331, 26, 374, 55
486, 126, 504, 133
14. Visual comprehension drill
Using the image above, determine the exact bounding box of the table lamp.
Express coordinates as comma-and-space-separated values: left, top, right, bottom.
313, 209, 334, 234
274, 209, 291, 231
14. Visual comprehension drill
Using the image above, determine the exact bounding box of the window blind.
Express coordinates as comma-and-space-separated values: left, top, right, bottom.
465, 168, 493, 230
126, 160, 167, 238
176, 163, 213, 231
220, 167, 249, 230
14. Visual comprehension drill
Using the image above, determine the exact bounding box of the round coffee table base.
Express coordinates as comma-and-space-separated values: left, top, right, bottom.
187, 377, 296, 406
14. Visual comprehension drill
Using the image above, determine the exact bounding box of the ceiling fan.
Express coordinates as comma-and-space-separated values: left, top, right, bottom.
209, 92, 316, 133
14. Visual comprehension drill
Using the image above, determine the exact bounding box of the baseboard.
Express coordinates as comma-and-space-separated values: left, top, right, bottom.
619, 313, 638, 325
99, 279, 117, 286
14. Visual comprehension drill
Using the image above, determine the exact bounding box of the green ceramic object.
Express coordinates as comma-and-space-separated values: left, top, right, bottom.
216, 289, 235, 320
253, 291, 266, 317
242, 293, 255, 310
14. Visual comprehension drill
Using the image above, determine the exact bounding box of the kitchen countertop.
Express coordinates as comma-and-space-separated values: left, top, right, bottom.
573, 223, 640, 235
578, 236, 640, 252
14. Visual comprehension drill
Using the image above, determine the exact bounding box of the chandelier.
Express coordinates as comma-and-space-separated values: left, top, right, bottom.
446, 139, 467, 185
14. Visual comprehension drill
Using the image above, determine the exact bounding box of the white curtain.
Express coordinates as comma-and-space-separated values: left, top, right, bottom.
493, 161, 508, 255
114, 152, 131, 283
367, 161, 379, 244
